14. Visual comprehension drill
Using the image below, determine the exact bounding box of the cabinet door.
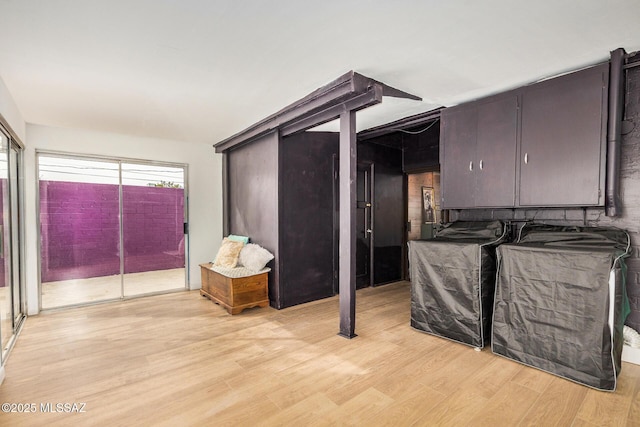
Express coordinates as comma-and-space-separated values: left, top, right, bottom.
519, 64, 608, 206
441, 107, 477, 209
475, 96, 518, 208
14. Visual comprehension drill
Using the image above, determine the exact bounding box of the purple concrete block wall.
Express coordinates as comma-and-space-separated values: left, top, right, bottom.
40, 181, 184, 282
40, 181, 120, 281
122, 185, 184, 274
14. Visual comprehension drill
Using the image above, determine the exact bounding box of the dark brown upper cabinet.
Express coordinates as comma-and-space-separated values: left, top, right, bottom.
440, 63, 609, 210
519, 63, 608, 206
441, 94, 518, 209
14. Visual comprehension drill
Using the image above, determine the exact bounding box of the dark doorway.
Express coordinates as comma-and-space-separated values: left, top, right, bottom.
357, 141, 405, 286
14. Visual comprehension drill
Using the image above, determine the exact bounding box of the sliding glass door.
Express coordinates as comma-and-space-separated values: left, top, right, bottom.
39, 156, 121, 308
38, 154, 187, 310
0, 127, 24, 361
121, 163, 185, 297
9, 145, 22, 328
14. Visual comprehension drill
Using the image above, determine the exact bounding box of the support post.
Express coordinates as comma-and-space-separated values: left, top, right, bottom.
338, 109, 357, 339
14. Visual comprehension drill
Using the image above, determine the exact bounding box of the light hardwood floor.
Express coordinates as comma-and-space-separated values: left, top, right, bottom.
1, 281, 639, 426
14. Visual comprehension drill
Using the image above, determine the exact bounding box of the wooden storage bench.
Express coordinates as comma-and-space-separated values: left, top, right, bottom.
199, 263, 269, 314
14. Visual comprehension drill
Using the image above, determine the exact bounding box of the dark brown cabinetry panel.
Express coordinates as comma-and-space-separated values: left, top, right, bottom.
519, 63, 608, 206
475, 96, 518, 207
440, 63, 608, 209
441, 106, 477, 208
441, 95, 518, 209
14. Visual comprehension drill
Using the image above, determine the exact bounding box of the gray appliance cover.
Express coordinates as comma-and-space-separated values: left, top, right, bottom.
492, 224, 630, 391
409, 221, 506, 348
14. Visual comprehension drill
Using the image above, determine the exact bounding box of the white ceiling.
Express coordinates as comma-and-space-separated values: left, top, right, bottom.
1, 0, 639, 145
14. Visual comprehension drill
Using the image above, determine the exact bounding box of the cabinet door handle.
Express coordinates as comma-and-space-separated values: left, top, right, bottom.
469, 161, 473, 171
479, 160, 484, 170
524, 153, 529, 164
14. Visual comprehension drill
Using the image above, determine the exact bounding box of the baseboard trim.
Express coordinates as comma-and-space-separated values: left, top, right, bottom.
623, 344, 640, 365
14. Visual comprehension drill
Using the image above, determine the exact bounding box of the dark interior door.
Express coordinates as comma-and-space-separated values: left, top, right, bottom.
356, 163, 373, 288
358, 141, 404, 286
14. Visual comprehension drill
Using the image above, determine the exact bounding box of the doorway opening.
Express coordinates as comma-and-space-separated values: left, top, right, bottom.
38, 153, 188, 309
407, 171, 441, 242
357, 110, 442, 282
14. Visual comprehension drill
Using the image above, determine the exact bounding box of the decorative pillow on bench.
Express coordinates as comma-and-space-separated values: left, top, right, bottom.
227, 234, 249, 245
213, 237, 244, 268
239, 243, 274, 272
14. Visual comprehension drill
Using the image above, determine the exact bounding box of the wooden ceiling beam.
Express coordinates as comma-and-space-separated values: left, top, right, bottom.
214, 71, 420, 153
281, 84, 383, 137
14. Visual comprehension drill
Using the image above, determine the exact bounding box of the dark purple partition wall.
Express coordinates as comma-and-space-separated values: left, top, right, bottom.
228, 132, 280, 307
40, 181, 184, 282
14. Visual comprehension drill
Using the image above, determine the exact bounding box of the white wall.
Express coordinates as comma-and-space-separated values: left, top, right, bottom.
25, 124, 223, 315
